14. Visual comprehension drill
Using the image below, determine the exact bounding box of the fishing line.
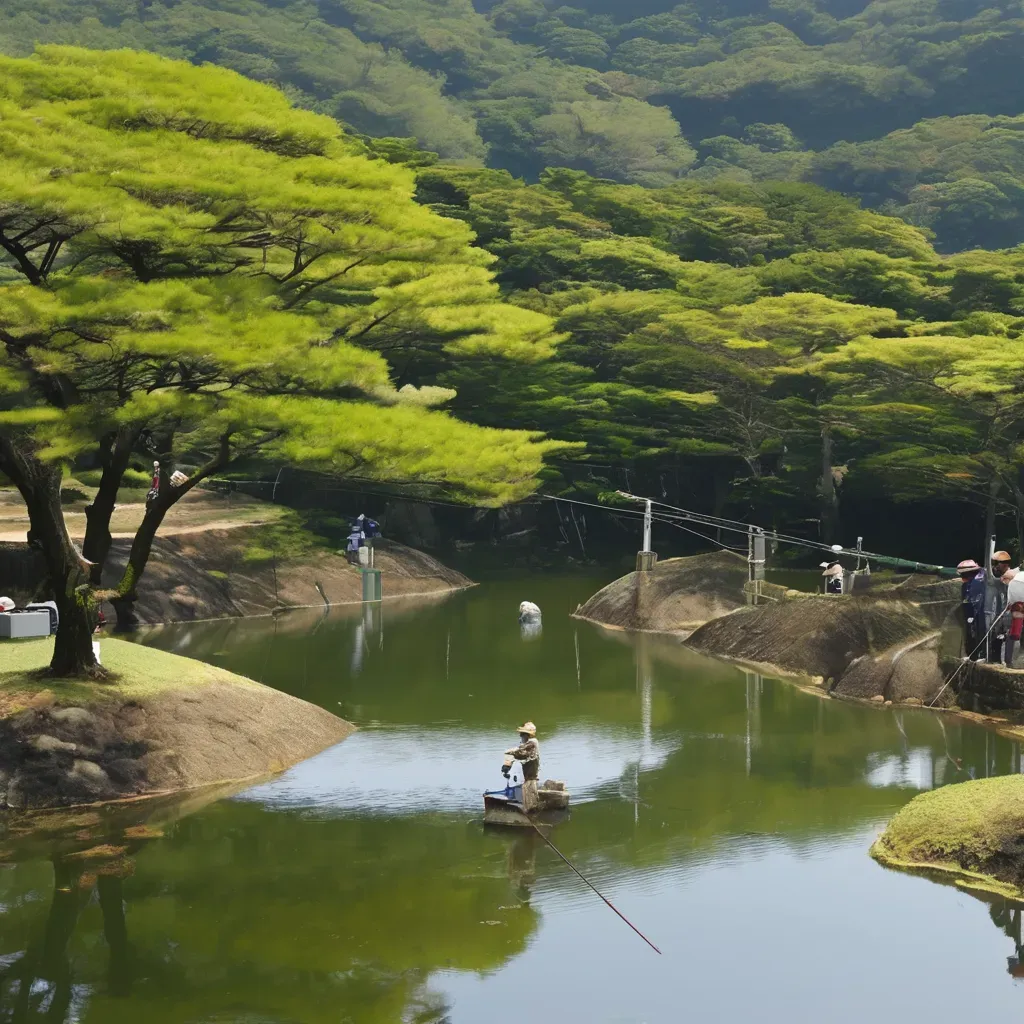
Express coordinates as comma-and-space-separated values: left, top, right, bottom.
928, 608, 1008, 707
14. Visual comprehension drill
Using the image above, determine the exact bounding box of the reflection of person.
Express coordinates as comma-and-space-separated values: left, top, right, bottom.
989, 898, 1024, 977
505, 721, 540, 811
506, 833, 538, 903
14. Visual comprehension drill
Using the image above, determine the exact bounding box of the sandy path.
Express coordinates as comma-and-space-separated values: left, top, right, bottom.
0, 518, 275, 544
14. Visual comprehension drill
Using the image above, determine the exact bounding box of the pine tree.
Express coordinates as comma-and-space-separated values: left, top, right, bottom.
0, 47, 563, 673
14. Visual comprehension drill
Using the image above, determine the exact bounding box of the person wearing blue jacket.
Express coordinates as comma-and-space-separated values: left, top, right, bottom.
958, 559, 988, 660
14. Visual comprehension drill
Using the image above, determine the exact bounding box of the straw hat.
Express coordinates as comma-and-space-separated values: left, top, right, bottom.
517, 721, 537, 737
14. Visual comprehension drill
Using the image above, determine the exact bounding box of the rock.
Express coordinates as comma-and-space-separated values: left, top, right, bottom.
832, 633, 947, 705
884, 700, 893, 706
71, 760, 109, 785
687, 595, 933, 683
104, 758, 145, 788
50, 707, 94, 727
30, 734, 77, 754
903, 697, 923, 706
6, 774, 27, 809
870, 695, 885, 703
577, 551, 748, 632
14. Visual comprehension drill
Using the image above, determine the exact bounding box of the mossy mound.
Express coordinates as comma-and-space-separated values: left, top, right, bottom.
872, 776, 1024, 898
0, 638, 352, 810
574, 551, 748, 632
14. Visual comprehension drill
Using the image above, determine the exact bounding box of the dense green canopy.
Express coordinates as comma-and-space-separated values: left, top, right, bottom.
402, 161, 1024, 557
0, 47, 564, 672
9, 0, 1024, 249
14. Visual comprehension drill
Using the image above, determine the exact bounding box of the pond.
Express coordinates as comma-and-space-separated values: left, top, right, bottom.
2, 573, 1024, 1023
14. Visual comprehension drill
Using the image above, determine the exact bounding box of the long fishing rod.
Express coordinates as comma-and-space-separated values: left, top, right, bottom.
529, 822, 662, 955
927, 608, 1007, 707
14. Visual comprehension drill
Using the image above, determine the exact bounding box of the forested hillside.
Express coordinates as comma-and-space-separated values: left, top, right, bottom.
6, 0, 1024, 250
5, 6, 1024, 557
397, 164, 1024, 556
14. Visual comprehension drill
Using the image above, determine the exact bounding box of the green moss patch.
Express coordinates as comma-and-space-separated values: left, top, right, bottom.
872, 776, 1024, 898
0, 637, 258, 710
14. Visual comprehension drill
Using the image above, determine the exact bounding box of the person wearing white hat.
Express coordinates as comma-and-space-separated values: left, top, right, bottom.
821, 562, 844, 595
0, 597, 14, 612
505, 721, 540, 811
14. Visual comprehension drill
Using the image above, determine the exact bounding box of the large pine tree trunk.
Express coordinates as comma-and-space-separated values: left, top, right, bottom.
0, 437, 102, 677
82, 426, 139, 586
110, 496, 171, 630
108, 431, 241, 629
110, 439, 232, 629
819, 425, 839, 544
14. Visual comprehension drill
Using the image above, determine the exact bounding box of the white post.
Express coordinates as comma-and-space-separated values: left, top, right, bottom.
642, 499, 652, 554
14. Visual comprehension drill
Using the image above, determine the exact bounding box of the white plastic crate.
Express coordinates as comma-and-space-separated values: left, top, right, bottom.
0, 611, 51, 639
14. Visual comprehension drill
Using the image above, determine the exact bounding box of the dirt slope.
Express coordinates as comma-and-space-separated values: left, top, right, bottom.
0, 483, 471, 623
97, 532, 471, 624
685, 596, 934, 684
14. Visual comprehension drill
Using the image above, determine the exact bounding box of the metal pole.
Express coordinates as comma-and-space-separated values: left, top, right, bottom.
642, 499, 652, 554
752, 530, 765, 581
856, 536, 863, 573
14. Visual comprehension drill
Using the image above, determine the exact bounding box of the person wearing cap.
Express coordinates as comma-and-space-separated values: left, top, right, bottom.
821, 561, 844, 595
958, 559, 987, 660
987, 550, 1015, 663
505, 722, 540, 811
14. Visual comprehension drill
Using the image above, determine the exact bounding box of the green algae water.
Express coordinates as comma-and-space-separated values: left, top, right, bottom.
4, 573, 1024, 1023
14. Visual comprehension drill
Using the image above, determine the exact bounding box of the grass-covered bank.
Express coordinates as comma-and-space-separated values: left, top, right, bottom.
0, 637, 251, 707
0, 638, 352, 810
872, 777, 1024, 899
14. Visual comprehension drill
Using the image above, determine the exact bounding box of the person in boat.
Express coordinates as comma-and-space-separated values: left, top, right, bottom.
505, 721, 540, 812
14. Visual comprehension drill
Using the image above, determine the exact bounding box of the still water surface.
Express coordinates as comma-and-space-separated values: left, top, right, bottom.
3, 573, 1024, 1023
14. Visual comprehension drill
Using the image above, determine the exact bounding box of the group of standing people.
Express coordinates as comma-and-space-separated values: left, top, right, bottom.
958, 551, 1024, 667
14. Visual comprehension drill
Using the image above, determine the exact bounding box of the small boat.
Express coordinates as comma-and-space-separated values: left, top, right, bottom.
483, 780, 570, 827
